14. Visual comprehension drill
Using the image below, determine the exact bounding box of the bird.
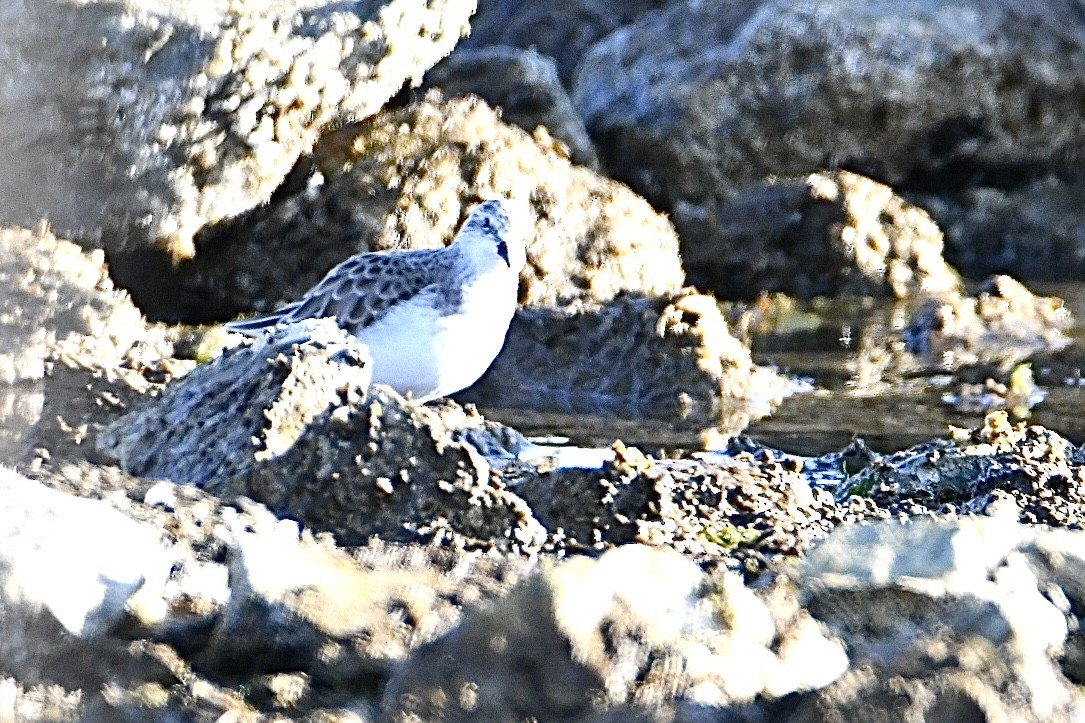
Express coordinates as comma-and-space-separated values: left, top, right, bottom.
225, 199, 526, 402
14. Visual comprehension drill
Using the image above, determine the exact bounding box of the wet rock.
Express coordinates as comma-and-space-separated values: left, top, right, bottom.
796, 515, 1085, 721
423, 46, 600, 169
673, 170, 961, 300
571, 0, 1085, 223
839, 411, 1085, 528
902, 275, 1072, 369
458, 0, 665, 83
512, 441, 842, 575
460, 289, 787, 441
98, 323, 547, 550
178, 95, 684, 322
0, 0, 476, 263
381, 545, 847, 720
941, 362, 1046, 417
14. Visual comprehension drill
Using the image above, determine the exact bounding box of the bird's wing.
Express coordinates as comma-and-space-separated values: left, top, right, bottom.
225, 249, 444, 335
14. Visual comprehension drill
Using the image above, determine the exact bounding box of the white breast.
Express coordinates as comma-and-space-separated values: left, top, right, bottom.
355, 270, 517, 401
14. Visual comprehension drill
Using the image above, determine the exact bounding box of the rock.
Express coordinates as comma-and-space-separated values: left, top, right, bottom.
511, 439, 842, 575
459, 289, 787, 440
381, 545, 847, 719
0, 225, 159, 465
0, 469, 169, 638
839, 411, 1085, 529
168, 95, 684, 322
423, 46, 601, 169
901, 275, 1072, 369
0, 0, 476, 263
0, 469, 172, 690
796, 515, 1085, 721
673, 170, 961, 300
193, 503, 540, 680
571, 0, 1085, 217
921, 176, 1085, 281
457, 0, 664, 83
98, 323, 548, 550
0, 680, 83, 722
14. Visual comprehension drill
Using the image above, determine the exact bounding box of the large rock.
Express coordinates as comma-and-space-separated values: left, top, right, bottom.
922, 177, 1085, 281
796, 515, 1085, 721
460, 289, 787, 440
0, 226, 157, 465
0, 0, 476, 262
381, 545, 846, 719
674, 170, 961, 300
423, 46, 601, 169
457, 0, 665, 83
571, 0, 1085, 219
0, 469, 170, 689
97, 324, 548, 550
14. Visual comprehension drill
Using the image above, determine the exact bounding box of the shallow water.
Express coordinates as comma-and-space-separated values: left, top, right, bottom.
749, 282, 1085, 455
493, 282, 1085, 457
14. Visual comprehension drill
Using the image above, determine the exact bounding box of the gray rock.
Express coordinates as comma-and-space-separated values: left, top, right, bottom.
458, 0, 665, 83
98, 323, 548, 550
571, 0, 1085, 220
509, 440, 843, 575
381, 545, 846, 719
424, 46, 601, 169
0, 0, 477, 262
839, 411, 1085, 529
673, 171, 961, 300
797, 515, 1085, 721
175, 95, 684, 321
460, 289, 786, 442
921, 177, 1085, 281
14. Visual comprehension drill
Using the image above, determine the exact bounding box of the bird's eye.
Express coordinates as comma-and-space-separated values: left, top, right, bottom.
482, 217, 491, 229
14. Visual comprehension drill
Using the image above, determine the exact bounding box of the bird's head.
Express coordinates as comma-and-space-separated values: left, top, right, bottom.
456, 199, 527, 274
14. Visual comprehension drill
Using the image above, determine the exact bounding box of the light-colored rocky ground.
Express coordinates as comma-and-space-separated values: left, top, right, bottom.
3, 1, 1085, 721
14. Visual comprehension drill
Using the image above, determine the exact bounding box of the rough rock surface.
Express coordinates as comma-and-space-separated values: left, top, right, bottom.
0, 0, 476, 262
572, 0, 1085, 204
674, 170, 962, 300
457, 0, 666, 83
381, 545, 847, 720
796, 515, 1085, 722
901, 275, 1072, 369
423, 46, 601, 169
167, 95, 684, 322
460, 289, 787, 440
0, 225, 161, 465
98, 324, 547, 550
510, 440, 843, 575
840, 411, 1085, 527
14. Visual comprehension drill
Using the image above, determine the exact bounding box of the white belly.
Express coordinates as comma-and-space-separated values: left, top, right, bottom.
355, 278, 516, 402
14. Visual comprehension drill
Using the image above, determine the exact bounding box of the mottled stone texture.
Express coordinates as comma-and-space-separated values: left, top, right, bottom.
461, 288, 785, 437
674, 170, 962, 300
0, 0, 476, 259
98, 326, 546, 549
172, 95, 684, 322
